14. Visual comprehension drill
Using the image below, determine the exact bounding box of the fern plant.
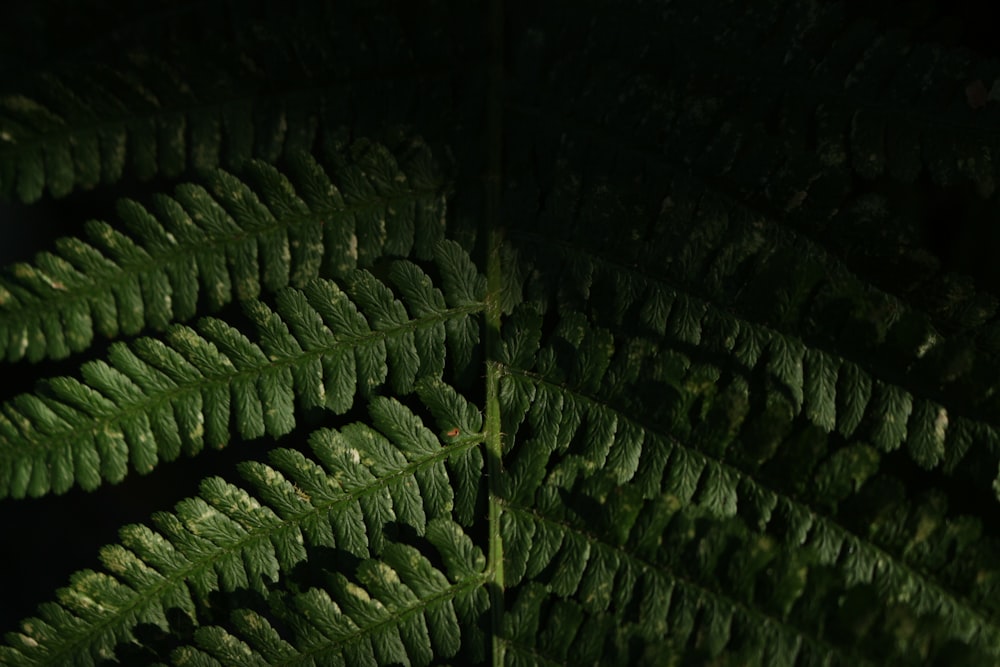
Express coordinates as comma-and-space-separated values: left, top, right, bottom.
3, 0, 1000, 664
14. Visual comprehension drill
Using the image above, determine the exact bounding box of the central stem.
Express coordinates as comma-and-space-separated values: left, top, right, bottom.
485, 231, 505, 664
484, 0, 505, 664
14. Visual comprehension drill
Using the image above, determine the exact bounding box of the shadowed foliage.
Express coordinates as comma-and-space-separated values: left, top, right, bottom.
2, 0, 1000, 664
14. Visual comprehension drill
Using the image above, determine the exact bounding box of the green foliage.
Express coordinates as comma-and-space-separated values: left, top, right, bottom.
3, 0, 1000, 665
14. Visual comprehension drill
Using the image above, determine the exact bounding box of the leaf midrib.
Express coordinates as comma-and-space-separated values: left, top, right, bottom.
0, 185, 446, 331
0, 304, 483, 469
41, 432, 484, 665
501, 365, 1000, 651
503, 502, 876, 666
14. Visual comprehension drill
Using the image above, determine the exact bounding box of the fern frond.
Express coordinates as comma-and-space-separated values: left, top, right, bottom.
171, 573, 459, 667
172, 532, 488, 667
0, 2, 479, 203
508, 157, 1000, 498
0, 245, 485, 498
0, 392, 485, 666
6, 1, 1000, 664
508, 0, 1000, 353
0, 53, 265, 201
0, 142, 448, 362
494, 305, 1000, 661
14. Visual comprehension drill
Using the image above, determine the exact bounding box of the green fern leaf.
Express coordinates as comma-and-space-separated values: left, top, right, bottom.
4, 1, 1000, 665
0, 251, 483, 498
0, 148, 447, 362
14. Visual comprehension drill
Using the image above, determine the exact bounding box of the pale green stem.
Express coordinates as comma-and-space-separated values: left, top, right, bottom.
485, 0, 505, 664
